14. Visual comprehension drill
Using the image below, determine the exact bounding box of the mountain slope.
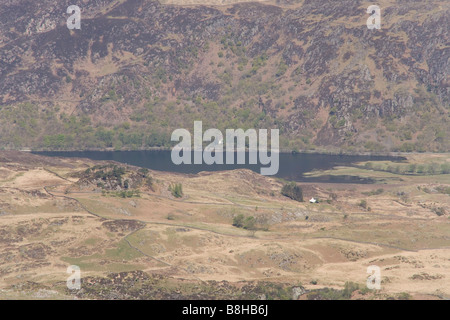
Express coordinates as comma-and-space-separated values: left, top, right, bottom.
0, 0, 448, 152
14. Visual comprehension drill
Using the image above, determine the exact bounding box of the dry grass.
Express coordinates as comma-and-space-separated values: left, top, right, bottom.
0, 151, 448, 299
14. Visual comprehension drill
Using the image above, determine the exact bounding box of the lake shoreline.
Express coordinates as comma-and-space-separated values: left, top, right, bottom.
20, 146, 435, 158
31, 150, 408, 184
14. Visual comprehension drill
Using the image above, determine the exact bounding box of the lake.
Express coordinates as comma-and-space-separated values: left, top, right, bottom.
34, 151, 404, 183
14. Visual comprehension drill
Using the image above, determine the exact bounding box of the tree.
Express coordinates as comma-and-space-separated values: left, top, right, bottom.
281, 182, 303, 202
243, 216, 256, 230
232, 214, 245, 228
232, 214, 257, 230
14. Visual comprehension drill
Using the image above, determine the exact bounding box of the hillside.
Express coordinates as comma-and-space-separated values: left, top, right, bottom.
0, 0, 449, 152
0, 151, 449, 299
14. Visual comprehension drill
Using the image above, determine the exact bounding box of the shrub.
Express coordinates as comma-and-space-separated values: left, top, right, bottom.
342, 281, 360, 299
362, 188, 384, 196
243, 216, 256, 230
102, 190, 140, 198
307, 282, 360, 300
138, 168, 149, 177
276, 60, 288, 77
359, 200, 368, 209
281, 182, 303, 202
232, 214, 257, 230
440, 163, 450, 174
432, 207, 446, 216
232, 214, 245, 228
169, 183, 183, 198
407, 164, 417, 173
397, 292, 412, 300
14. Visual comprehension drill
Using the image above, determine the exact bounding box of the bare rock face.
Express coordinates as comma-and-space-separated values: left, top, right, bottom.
0, 0, 448, 152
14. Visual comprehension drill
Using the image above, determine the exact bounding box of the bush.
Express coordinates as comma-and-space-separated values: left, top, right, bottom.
359, 200, 368, 209
232, 214, 257, 230
169, 183, 183, 198
362, 188, 384, 196
397, 292, 412, 300
441, 163, 450, 174
432, 207, 446, 216
276, 60, 288, 77
342, 281, 360, 299
102, 190, 140, 198
243, 216, 256, 230
232, 214, 245, 228
138, 168, 149, 177
281, 182, 303, 202
307, 282, 360, 300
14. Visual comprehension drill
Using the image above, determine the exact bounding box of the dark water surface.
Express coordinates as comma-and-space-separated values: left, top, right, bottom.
34, 150, 404, 183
